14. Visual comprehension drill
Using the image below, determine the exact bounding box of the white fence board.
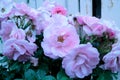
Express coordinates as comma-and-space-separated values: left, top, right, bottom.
101, 0, 120, 28
14, 0, 27, 4
80, 0, 92, 16
36, 0, 44, 8
67, 0, 79, 14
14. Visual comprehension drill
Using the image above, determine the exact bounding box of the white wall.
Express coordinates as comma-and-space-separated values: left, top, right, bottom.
101, 0, 120, 28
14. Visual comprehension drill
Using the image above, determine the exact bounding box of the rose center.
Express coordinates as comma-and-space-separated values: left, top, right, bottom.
57, 36, 64, 42
56, 10, 61, 13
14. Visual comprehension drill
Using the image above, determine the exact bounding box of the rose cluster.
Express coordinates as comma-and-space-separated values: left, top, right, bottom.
0, 0, 120, 79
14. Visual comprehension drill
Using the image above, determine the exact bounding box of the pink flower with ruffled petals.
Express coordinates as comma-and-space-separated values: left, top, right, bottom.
0, 20, 15, 41
50, 14, 68, 26
76, 16, 99, 26
41, 16, 80, 59
91, 23, 107, 36
3, 38, 37, 62
106, 28, 116, 39
13, 3, 44, 35
14, 3, 39, 20
102, 43, 120, 73
14, 3, 30, 14
51, 5, 67, 15
76, 16, 107, 36
10, 27, 26, 40
62, 43, 99, 78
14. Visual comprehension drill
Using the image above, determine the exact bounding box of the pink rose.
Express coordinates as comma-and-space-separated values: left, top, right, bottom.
91, 23, 107, 36
0, 20, 15, 41
75, 16, 107, 36
82, 25, 93, 36
14, 3, 39, 20
3, 38, 37, 62
50, 14, 68, 26
13, 3, 44, 35
82, 23, 107, 36
41, 18, 80, 59
34, 13, 50, 34
36, 14, 69, 34
10, 27, 26, 40
62, 43, 99, 78
76, 16, 99, 26
51, 5, 67, 15
106, 28, 116, 39
102, 43, 120, 73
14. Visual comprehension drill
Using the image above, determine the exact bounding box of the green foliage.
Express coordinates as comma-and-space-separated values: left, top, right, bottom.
24, 69, 37, 80
42, 75, 56, 80
92, 67, 118, 80
37, 69, 47, 80
57, 69, 73, 80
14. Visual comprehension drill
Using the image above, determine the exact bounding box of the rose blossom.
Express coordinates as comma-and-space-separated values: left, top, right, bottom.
36, 14, 69, 33
50, 14, 68, 26
76, 16, 99, 26
41, 15, 80, 59
90, 23, 107, 36
62, 43, 99, 78
80, 23, 107, 36
3, 38, 37, 62
51, 5, 67, 15
75, 16, 107, 36
34, 12, 50, 34
106, 28, 116, 39
13, 3, 44, 35
0, 20, 15, 41
14, 3, 39, 20
10, 27, 26, 40
102, 43, 120, 73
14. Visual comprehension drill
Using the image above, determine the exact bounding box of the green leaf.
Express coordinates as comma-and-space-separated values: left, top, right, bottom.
60, 77, 70, 80
112, 72, 118, 79
14, 79, 24, 80
37, 69, 47, 80
97, 74, 105, 80
0, 56, 8, 63
42, 75, 56, 80
39, 63, 49, 73
24, 69, 37, 80
23, 63, 31, 71
9, 62, 20, 71
5, 73, 15, 80
97, 71, 113, 80
57, 69, 72, 80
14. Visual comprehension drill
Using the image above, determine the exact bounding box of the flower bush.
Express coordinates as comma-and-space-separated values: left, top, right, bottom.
0, 0, 120, 80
